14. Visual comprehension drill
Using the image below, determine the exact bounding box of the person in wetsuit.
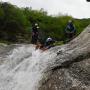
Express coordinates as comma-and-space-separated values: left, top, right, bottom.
44, 36, 54, 49
31, 23, 39, 44
65, 20, 76, 41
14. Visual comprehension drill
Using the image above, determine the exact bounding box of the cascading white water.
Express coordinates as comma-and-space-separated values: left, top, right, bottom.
0, 44, 56, 90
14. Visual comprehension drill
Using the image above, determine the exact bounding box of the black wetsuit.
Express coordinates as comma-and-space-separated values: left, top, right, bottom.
31, 26, 39, 44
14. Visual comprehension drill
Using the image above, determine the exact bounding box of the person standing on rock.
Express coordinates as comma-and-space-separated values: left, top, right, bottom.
65, 20, 76, 41
31, 23, 39, 44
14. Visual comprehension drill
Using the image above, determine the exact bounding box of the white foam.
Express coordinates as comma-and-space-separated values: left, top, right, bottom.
0, 45, 56, 90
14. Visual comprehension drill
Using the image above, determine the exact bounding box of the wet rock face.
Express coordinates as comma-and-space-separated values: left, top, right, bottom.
0, 25, 90, 90
39, 25, 90, 90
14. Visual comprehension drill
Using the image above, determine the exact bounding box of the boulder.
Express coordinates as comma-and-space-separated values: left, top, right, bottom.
39, 25, 90, 90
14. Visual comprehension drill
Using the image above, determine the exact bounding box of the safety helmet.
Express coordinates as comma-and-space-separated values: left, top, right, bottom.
35, 23, 38, 26
37, 26, 39, 29
68, 20, 72, 23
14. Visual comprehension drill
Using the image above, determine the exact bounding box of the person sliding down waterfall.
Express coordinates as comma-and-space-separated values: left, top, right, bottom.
44, 36, 55, 49
65, 20, 76, 42
35, 36, 55, 51
31, 23, 39, 44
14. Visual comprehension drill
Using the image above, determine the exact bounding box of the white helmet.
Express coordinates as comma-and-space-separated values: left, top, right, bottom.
37, 26, 39, 29
35, 23, 38, 26
68, 20, 72, 23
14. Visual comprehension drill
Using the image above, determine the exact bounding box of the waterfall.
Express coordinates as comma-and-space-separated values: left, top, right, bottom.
0, 44, 56, 90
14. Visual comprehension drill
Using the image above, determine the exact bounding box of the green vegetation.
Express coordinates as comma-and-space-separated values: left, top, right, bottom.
0, 2, 90, 44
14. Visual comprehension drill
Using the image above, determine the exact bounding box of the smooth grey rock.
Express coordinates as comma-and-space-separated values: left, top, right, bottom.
39, 25, 90, 90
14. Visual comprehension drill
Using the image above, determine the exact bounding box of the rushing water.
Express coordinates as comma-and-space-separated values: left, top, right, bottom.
0, 44, 56, 90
